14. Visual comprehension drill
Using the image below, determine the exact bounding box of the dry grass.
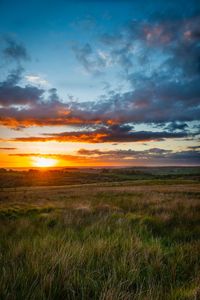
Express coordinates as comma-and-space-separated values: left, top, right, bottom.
0, 180, 200, 299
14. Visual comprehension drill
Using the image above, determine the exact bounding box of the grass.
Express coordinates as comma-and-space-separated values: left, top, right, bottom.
0, 167, 199, 188
0, 179, 200, 299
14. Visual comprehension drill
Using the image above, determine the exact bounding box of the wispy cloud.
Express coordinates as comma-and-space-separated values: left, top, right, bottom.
10, 147, 200, 166
25, 75, 49, 87
3, 37, 29, 62
0, 147, 17, 150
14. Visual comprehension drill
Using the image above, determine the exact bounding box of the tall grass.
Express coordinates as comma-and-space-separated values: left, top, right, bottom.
0, 182, 200, 299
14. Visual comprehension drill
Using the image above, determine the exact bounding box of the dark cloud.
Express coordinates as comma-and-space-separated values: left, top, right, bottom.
0, 8, 199, 152
0, 68, 44, 108
77, 148, 200, 165
10, 147, 200, 166
69, 14, 200, 128
187, 145, 200, 150
3, 36, 29, 62
163, 122, 189, 132
0, 69, 71, 128
72, 43, 108, 75
100, 15, 200, 80
11, 124, 188, 143
0, 64, 199, 133
5, 67, 24, 86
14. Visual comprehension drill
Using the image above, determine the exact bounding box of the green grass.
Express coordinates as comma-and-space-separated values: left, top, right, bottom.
0, 167, 199, 188
0, 181, 200, 299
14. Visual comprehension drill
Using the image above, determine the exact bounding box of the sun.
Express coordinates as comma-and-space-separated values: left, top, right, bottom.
32, 157, 58, 168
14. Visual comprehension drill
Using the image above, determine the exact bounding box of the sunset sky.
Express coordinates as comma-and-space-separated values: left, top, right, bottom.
0, 0, 200, 168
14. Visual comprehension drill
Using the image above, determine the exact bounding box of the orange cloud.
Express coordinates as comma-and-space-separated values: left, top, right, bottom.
9, 147, 200, 167
10, 125, 187, 143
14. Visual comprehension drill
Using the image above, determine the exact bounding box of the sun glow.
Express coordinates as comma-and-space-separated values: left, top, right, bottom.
32, 157, 58, 168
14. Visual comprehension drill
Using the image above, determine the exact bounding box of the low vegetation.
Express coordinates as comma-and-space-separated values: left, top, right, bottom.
0, 169, 200, 299
0, 166, 199, 188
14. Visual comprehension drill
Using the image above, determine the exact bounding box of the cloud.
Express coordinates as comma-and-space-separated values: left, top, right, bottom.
78, 148, 200, 165
2, 15, 200, 129
0, 69, 69, 128
72, 43, 110, 75
10, 147, 200, 166
187, 145, 200, 150
77, 147, 200, 165
1, 70, 199, 129
70, 14, 200, 125
0, 69, 198, 140
110, 15, 200, 78
161, 122, 189, 132
11, 124, 188, 143
0, 147, 17, 150
3, 36, 29, 62
0, 11, 199, 148
25, 75, 49, 87
3, 67, 24, 86
0, 68, 44, 108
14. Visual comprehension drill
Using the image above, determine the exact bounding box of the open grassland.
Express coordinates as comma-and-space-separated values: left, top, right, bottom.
0, 180, 200, 299
0, 167, 199, 188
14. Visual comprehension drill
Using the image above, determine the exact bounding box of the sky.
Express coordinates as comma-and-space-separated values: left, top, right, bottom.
0, 0, 200, 168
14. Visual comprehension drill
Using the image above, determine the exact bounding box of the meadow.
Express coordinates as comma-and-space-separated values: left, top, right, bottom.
0, 168, 200, 299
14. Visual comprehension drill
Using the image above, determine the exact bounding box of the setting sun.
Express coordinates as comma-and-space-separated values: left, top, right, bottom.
32, 157, 58, 168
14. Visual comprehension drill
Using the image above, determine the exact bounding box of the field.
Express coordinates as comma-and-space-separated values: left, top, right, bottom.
0, 168, 200, 299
